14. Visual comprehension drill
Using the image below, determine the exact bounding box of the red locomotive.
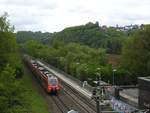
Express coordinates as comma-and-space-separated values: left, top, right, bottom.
24, 55, 62, 94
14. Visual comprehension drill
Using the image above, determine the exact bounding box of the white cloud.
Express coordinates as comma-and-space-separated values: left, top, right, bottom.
0, 0, 150, 32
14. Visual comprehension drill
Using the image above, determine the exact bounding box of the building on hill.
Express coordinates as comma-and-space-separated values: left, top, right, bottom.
115, 24, 144, 32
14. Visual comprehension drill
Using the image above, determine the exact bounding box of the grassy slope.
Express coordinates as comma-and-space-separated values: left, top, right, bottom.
22, 67, 50, 113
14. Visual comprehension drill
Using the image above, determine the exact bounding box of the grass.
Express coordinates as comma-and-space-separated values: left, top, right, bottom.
22, 68, 50, 113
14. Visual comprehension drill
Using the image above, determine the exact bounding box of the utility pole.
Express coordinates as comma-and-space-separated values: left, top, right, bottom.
96, 75, 101, 113
92, 68, 102, 113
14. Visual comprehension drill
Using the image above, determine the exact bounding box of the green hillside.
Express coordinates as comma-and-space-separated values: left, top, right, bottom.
17, 22, 130, 54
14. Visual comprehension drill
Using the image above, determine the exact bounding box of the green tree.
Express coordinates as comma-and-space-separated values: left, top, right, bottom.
0, 65, 29, 113
49, 22, 127, 54
0, 12, 14, 32
0, 13, 29, 113
122, 25, 150, 81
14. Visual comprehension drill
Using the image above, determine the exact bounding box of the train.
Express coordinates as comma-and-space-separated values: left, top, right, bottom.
23, 55, 62, 94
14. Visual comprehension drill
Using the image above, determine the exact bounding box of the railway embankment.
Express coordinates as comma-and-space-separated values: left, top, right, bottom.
23, 65, 50, 113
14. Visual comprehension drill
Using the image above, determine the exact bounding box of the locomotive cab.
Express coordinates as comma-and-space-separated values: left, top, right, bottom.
48, 76, 60, 94
48, 76, 58, 86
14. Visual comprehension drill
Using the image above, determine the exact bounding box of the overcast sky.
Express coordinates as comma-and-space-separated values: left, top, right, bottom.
0, 0, 150, 32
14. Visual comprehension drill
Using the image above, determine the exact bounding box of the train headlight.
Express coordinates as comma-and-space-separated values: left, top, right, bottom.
56, 87, 60, 90
48, 86, 52, 90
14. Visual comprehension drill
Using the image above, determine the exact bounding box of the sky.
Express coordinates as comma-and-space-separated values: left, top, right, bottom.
0, 0, 150, 32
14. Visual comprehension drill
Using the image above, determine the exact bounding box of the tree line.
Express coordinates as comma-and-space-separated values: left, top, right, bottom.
20, 40, 131, 85
121, 25, 150, 81
16, 31, 52, 44
0, 13, 31, 113
17, 22, 130, 54
50, 22, 128, 54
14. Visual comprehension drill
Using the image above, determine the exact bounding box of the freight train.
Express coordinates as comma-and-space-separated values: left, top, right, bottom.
23, 55, 62, 94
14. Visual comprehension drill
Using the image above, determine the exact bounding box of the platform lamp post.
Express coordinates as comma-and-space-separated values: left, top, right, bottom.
112, 69, 117, 86
76, 62, 80, 76
97, 68, 101, 78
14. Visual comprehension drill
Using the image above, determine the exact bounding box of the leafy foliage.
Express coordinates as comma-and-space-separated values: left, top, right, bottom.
0, 65, 30, 113
0, 13, 14, 32
22, 40, 130, 85
50, 22, 127, 54
17, 22, 127, 54
16, 31, 52, 44
122, 25, 150, 80
0, 13, 30, 113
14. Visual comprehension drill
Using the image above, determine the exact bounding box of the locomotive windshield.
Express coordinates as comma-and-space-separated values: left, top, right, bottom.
48, 77, 58, 85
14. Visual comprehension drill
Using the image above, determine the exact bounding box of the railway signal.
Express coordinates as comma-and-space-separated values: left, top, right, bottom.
92, 78, 149, 113
91, 68, 102, 113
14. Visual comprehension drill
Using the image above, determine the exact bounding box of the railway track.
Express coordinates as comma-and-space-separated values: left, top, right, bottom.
66, 84, 96, 109
48, 81, 96, 113
51, 95, 70, 113
62, 82, 97, 113
25, 60, 97, 113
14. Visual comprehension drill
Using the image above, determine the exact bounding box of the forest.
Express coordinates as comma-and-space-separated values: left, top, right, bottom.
0, 13, 50, 113
17, 22, 150, 85
0, 13, 30, 113
17, 22, 129, 54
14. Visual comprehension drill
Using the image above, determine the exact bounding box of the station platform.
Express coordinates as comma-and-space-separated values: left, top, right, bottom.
42, 62, 92, 99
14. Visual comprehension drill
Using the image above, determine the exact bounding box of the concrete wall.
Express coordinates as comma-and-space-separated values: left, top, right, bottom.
138, 77, 150, 112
